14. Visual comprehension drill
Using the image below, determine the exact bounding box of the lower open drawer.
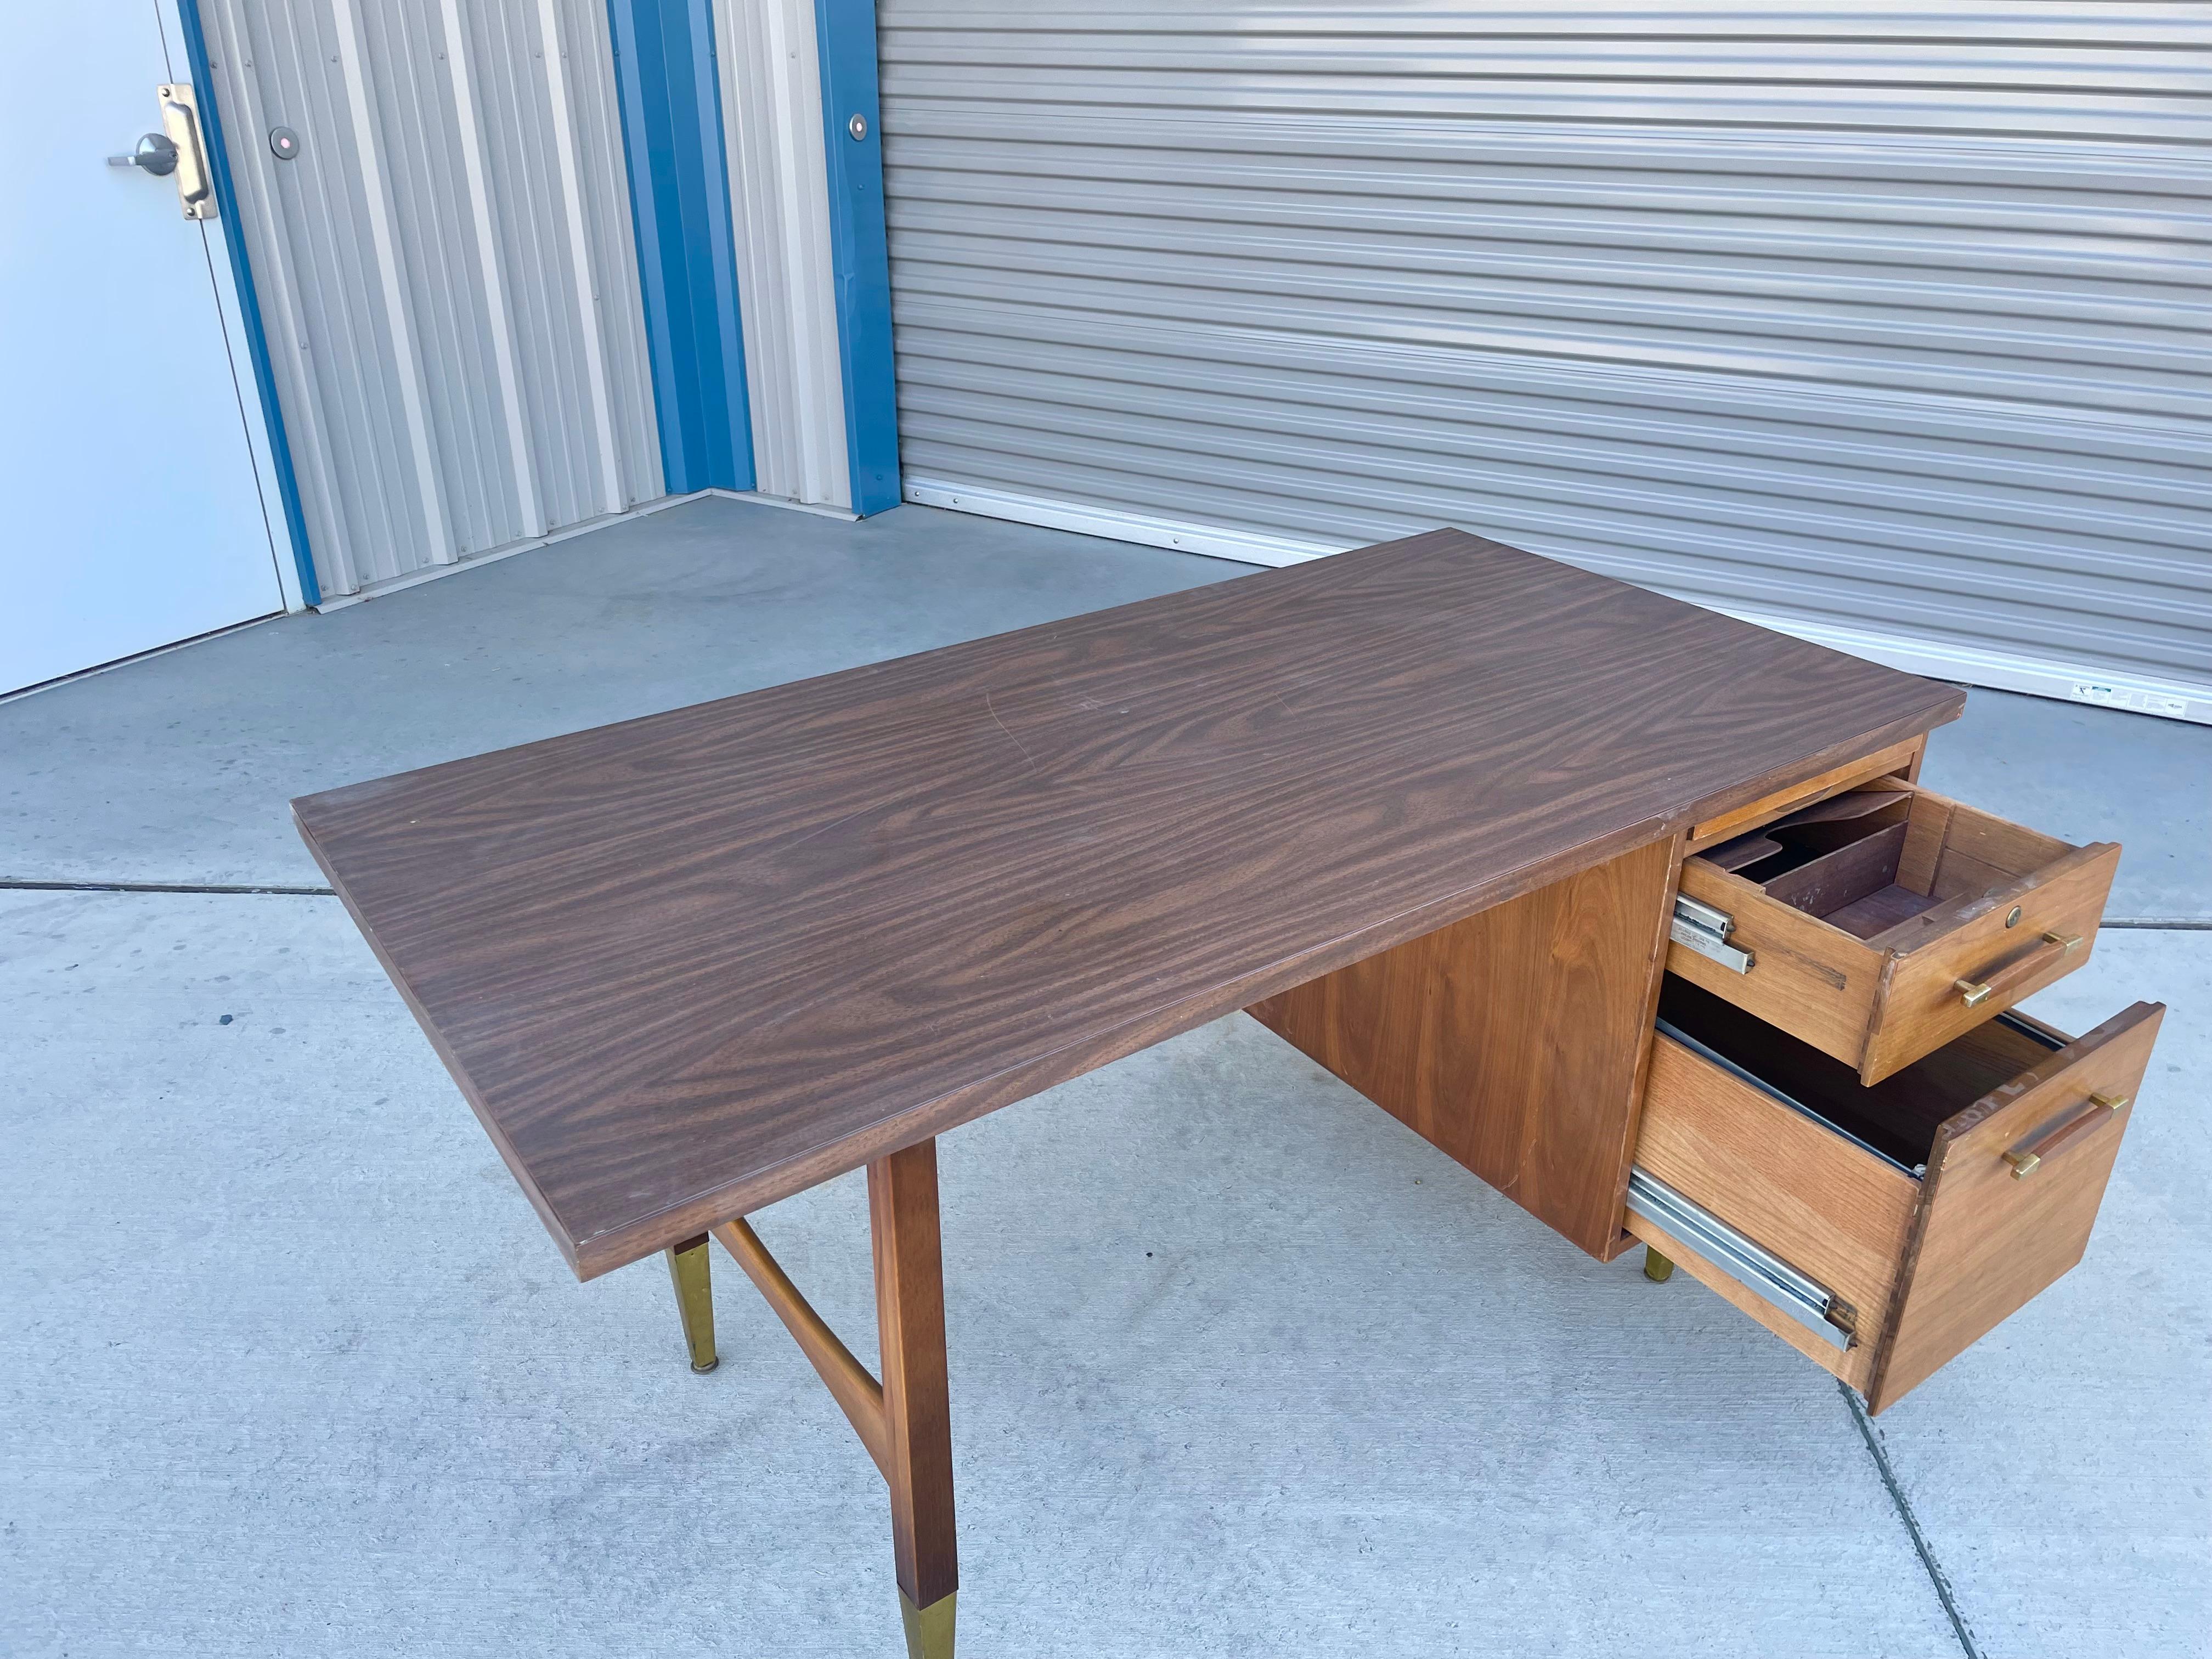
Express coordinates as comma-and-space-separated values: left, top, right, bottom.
1627, 976, 2163, 1411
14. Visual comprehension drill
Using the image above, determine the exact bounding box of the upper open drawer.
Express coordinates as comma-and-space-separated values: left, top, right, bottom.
1669, 783, 2119, 1084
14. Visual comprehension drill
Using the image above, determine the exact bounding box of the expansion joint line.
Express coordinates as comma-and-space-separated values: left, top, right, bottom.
0, 879, 337, 895
1841, 1380, 1985, 1659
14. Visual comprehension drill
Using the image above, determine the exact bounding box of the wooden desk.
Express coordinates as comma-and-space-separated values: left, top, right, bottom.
296, 530, 2157, 1655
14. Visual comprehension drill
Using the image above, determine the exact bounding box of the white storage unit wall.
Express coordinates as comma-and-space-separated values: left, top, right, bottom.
878, 2, 2212, 720
197, 0, 663, 600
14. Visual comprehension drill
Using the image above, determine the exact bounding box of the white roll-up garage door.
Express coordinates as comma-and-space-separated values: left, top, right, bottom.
878, 3, 2212, 721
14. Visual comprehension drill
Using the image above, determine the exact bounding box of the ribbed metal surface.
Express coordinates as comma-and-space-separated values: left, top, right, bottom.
199, 0, 662, 597
879, 3, 2212, 694
716, 0, 850, 507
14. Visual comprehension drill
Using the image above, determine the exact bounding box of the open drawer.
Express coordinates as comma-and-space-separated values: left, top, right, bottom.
1627, 977, 2162, 1412
1670, 783, 2119, 1083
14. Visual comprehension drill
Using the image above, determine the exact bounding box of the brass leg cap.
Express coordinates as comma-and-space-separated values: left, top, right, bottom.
1643, 1245, 1675, 1284
899, 1589, 956, 1659
689, 1356, 719, 1374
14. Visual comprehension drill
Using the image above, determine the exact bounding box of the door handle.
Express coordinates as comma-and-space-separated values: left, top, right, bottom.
108, 133, 180, 176
157, 83, 216, 221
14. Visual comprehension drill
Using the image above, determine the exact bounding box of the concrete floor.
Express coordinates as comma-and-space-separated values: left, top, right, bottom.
3, 499, 2207, 1657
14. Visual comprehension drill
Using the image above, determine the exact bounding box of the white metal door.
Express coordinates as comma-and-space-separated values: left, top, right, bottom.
0, 2, 289, 696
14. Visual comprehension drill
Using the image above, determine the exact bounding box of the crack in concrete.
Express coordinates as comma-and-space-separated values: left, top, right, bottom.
1842, 1379, 1985, 1659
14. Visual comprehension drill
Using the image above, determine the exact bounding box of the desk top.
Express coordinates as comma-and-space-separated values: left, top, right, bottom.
296, 531, 1962, 1278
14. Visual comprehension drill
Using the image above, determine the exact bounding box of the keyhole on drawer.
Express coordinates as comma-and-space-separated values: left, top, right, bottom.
2005, 905, 2023, 927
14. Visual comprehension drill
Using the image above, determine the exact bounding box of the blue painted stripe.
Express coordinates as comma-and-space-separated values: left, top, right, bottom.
175, 0, 320, 606
815, 0, 901, 516
607, 0, 755, 496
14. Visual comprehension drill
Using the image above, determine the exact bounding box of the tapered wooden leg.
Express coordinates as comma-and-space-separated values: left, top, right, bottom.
870, 1140, 957, 1659
1643, 1244, 1675, 1283
665, 1233, 718, 1372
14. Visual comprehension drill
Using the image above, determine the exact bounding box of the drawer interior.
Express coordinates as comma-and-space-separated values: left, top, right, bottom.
1698, 785, 2077, 946
1655, 975, 2063, 1176
1641, 979, 2161, 1410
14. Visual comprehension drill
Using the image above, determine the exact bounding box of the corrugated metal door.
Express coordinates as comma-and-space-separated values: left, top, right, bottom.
198, 0, 663, 600
879, 3, 2212, 718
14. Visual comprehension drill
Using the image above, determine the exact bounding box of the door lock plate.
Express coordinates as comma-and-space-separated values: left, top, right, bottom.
157, 84, 216, 220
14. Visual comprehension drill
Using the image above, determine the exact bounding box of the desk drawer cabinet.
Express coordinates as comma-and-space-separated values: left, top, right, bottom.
1670, 784, 2119, 1084
1628, 977, 2163, 1412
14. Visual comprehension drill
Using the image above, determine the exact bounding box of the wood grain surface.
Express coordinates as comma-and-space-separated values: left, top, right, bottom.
1672, 780, 2115, 1084
871, 1141, 958, 1611
1635, 1030, 1921, 1389
1684, 738, 1923, 851
1864, 817, 2118, 1084
1247, 837, 1678, 1258
1866, 1001, 2163, 1412
1672, 855, 1887, 1062
294, 529, 1962, 1277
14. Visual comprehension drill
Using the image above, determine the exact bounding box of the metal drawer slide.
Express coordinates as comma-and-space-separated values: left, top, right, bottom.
1627, 1168, 1852, 1351
1671, 893, 1753, 973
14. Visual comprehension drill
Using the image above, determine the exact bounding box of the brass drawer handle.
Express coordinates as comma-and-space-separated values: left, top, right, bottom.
2001, 1092, 2130, 1179
1956, 930, 2087, 1009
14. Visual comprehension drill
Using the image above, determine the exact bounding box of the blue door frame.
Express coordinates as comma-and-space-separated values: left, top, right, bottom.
815, 0, 900, 515
174, 0, 321, 605
611, 0, 900, 514
607, 0, 757, 496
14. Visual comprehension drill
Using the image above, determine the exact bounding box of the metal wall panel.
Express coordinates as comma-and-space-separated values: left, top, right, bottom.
715, 0, 850, 507
878, 2, 2212, 709
198, 0, 662, 597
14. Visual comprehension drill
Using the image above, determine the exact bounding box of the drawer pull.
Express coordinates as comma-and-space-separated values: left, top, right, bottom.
1956, 930, 2090, 1011
1672, 894, 1754, 974
2000, 1091, 2131, 1179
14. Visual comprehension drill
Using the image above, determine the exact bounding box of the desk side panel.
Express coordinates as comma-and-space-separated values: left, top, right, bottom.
1247, 835, 1680, 1257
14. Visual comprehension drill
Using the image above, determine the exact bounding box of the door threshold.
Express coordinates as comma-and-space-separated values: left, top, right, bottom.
1, 611, 284, 704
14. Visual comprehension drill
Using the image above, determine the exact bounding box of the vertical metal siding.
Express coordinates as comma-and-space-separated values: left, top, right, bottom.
878, 3, 2212, 702
199, 0, 662, 598
716, 0, 851, 507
